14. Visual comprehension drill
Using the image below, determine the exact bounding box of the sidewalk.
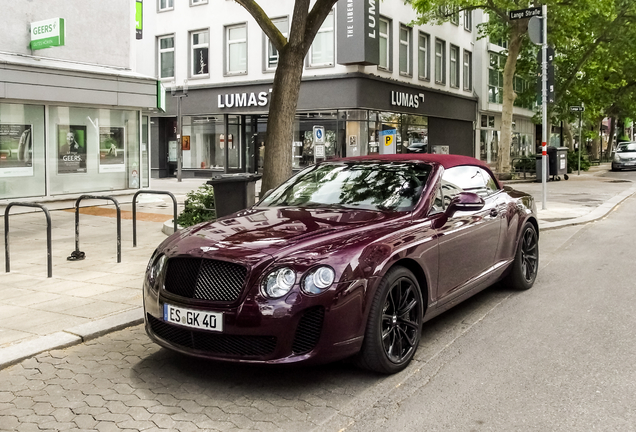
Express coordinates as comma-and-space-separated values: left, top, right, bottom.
1, 165, 634, 369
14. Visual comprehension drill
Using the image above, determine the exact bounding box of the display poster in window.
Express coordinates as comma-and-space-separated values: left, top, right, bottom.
57, 125, 87, 174
0, 124, 34, 178
99, 127, 125, 173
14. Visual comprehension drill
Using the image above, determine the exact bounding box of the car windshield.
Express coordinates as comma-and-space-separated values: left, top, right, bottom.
617, 143, 636, 152
259, 162, 432, 212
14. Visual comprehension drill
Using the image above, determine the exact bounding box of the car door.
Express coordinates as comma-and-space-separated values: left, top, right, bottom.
434, 166, 502, 304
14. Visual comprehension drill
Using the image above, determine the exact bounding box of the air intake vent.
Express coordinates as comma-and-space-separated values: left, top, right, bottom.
147, 314, 276, 357
291, 307, 325, 355
164, 258, 247, 302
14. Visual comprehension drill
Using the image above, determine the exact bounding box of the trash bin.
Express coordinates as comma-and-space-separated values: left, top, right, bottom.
535, 154, 545, 182
536, 146, 569, 182
555, 146, 568, 177
206, 173, 262, 218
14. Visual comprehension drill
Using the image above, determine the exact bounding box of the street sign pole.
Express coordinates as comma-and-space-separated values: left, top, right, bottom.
541, 4, 548, 210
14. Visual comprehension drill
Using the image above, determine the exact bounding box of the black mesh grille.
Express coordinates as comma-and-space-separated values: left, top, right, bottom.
291, 307, 325, 355
147, 314, 277, 357
164, 258, 247, 302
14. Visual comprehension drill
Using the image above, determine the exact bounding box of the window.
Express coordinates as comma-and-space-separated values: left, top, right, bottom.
158, 35, 174, 79
418, 32, 429, 80
310, 10, 334, 67
379, 17, 390, 70
158, 0, 173, 11
489, 53, 504, 103
399, 25, 412, 76
191, 30, 209, 77
450, 45, 459, 88
450, 10, 459, 25
265, 18, 288, 71
442, 166, 499, 204
464, 10, 473, 31
435, 39, 445, 84
226, 24, 247, 75
463, 50, 472, 91
490, 37, 508, 49
191, 0, 207, 5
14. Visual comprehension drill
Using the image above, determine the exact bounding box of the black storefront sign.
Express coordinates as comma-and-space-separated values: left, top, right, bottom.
337, 0, 380, 66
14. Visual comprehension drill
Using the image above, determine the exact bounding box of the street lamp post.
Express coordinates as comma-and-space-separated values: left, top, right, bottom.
171, 80, 188, 182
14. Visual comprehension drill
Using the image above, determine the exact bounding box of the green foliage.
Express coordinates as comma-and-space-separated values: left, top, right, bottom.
176, 184, 216, 227
567, 150, 590, 173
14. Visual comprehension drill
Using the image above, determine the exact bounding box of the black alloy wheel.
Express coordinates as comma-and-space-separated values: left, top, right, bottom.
356, 267, 423, 374
504, 222, 539, 290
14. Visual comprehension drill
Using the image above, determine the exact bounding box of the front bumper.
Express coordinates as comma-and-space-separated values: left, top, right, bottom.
143, 276, 369, 365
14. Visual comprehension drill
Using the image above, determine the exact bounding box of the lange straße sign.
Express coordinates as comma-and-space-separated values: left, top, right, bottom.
509, 7, 542, 20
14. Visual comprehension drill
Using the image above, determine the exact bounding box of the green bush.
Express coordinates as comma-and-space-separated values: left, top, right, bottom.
513, 157, 535, 172
176, 184, 216, 227
567, 150, 590, 173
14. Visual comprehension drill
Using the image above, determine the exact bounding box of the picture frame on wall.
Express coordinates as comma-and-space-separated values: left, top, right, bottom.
0, 124, 34, 177
57, 125, 87, 174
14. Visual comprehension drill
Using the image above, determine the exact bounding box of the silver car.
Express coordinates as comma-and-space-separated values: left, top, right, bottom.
612, 142, 636, 171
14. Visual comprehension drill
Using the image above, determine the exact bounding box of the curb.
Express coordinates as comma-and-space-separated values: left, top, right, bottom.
0, 308, 143, 370
539, 185, 636, 231
162, 219, 183, 236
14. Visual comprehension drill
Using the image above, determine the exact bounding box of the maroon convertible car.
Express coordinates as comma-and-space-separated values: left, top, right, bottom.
144, 154, 538, 374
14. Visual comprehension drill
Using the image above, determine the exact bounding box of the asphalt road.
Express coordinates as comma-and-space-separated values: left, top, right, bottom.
1, 176, 635, 431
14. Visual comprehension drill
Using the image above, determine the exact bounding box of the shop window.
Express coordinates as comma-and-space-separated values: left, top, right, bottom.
435, 39, 446, 84
226, 24, 247, 75
463, 50, 472, 91
450, 45, 459, 88
309, 10, 334, 67
190, 30, 209, 77
158, 0, 173, 12
265, 17, 289, 71
464, 10, 473, 31
379, 17, 391, 71
418, 32, 430, 80
158, 35, 175, 80
399, 24, 412, 76
181, 116, 225, 170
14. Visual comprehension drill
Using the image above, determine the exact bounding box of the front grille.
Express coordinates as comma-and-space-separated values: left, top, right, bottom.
291, 307, 325, 355
147, 314, 277, 357
164, 258, 247, 302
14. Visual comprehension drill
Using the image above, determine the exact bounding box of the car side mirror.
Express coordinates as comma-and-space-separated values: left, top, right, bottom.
446, 192, 485, 217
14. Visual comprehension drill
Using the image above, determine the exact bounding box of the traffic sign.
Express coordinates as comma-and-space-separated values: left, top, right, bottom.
313, 126, 325, 144
528, 16, 543, 45
570, 106, 585, 112
509, 7, 542, 20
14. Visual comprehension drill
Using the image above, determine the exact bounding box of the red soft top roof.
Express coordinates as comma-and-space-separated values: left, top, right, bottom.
335, 153, 501, 187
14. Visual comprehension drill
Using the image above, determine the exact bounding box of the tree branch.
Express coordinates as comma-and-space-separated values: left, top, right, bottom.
235, 0, 287, 51
303, 0, 339, 55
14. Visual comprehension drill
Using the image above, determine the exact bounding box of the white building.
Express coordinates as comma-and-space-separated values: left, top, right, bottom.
136, 0, 481, 178
0, 0, 158, 201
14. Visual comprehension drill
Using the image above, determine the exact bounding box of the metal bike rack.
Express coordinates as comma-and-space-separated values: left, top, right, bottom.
70, 195, 121, 263
132, 190, 178, 247
4, 203, 53, 278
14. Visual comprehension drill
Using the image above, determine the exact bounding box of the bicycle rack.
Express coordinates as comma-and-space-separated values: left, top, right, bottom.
4, 203, 53, 278
132, 190, 178, 247
70, 195, 121, 263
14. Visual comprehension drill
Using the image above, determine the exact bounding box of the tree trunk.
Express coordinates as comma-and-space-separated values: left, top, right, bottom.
497, 20, 528, 175
592, 119, 603, 159
606, 116, 616, 158
260, 46, 305, 193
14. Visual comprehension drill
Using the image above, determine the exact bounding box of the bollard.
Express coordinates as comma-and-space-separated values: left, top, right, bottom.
70, 195, 121, 263
4, 203, 53, 278
132, 190, 178, 247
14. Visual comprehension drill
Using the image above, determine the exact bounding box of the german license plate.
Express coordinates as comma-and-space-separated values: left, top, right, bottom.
163, 303, 223, 332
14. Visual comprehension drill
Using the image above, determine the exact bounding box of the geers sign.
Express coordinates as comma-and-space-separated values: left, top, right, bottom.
337, 0, 379, 65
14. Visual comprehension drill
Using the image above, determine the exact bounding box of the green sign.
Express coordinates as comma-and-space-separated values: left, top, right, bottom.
136, 0, 143, 40
30, 18, 65, 50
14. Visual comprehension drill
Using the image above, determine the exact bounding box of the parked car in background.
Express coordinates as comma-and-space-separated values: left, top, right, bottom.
143, 154, 539, 374
612, 142, 636, 171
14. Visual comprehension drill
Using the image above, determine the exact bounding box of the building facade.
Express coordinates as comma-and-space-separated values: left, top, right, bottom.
0, 0, 156, 201
137, 0, 481, 178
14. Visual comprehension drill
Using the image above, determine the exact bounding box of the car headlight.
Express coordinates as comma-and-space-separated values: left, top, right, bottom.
614, 153, 621, 162
302, 266, 336, 295
262, 267, 296, 298
148, 254, 167, 288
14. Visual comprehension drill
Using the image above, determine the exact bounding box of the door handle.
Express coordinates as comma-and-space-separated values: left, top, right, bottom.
490, 208, 498, 217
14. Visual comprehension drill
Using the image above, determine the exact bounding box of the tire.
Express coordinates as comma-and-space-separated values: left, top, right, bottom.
355, 266, 423, 374
503, 222, 539, 290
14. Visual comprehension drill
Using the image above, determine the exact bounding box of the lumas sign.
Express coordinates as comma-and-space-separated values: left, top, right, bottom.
30, 18, 65, 50
337, 0, 379, 65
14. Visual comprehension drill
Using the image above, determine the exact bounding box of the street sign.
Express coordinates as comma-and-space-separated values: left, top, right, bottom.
313, 126, 325, 144
528, 16, 543, 45
509, 7, 542, 20
570, 106, 585, 112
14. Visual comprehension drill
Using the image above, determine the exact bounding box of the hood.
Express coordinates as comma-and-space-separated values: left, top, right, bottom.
177, 206, 404, 256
